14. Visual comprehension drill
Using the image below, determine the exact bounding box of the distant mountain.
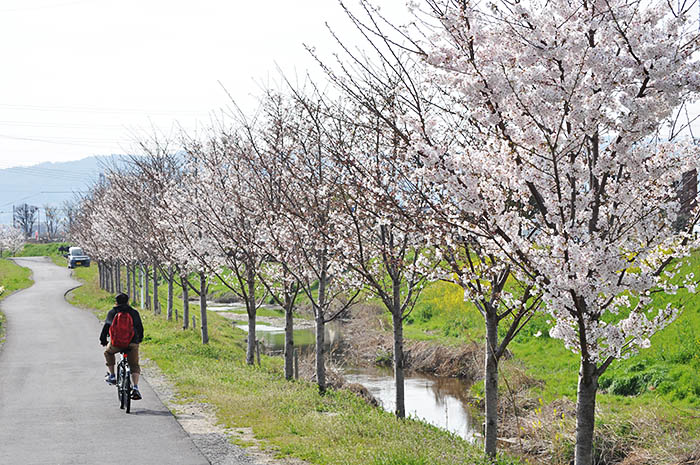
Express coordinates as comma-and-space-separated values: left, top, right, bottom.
0, 155, 128, 227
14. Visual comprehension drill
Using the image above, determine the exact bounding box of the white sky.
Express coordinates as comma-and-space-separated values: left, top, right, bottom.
0, 0, 411, 169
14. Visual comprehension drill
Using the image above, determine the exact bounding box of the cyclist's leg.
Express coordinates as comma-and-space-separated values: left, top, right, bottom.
126, 343, 140, 386
104, 343, 118, 377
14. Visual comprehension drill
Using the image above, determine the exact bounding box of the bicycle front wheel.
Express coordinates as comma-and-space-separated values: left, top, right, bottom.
117, 364, 126, 409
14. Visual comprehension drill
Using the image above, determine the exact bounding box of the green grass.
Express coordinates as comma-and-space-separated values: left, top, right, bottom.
66, 262, 521, 465
0, 258, 34, 344
13, 242, 68, 257
405, 280, 484, 344
0, 258, 33, 297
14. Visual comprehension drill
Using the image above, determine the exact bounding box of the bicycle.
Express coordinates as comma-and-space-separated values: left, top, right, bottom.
116, 351, 132, 413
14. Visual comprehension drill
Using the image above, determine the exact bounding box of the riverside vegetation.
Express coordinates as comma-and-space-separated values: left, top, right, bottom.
406, 278, 700, 464
7, 243, 699, 464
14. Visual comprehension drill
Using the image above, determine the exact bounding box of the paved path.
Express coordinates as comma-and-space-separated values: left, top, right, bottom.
0, 257, 209, 464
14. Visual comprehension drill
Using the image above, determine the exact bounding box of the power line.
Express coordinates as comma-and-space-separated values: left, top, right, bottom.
0, 193, 43, 208
0, 133, 123, 148
0, 120, 128, 130
0, 0, 93, 13
0, 166, 98, 182
0, 103, 205, 116
0, 190, 87, 209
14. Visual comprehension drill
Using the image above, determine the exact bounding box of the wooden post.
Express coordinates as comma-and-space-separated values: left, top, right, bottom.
175, 309, 179, 322
192, 315, 196, 330
256, 339, 261, 366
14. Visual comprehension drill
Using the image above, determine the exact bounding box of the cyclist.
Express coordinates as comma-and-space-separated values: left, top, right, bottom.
100, 293, 144, 400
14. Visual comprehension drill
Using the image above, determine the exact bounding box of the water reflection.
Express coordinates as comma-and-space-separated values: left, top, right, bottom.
234, 323, 342, 353
344, 366, 477, 442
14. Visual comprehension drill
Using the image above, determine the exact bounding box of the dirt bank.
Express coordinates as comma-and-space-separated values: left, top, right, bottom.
336, 303, 483, 382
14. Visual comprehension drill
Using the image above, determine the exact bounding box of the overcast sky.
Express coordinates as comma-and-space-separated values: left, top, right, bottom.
0, 0, 410, 169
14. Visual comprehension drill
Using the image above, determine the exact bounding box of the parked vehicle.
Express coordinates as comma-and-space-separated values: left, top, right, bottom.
67, 246, 90, 268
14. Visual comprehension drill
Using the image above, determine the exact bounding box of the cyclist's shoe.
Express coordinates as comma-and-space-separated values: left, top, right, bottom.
131, 388, 142, 400
105, 373, 116, 385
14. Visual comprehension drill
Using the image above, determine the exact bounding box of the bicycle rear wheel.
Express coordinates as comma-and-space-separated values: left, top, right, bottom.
124, 373, 132, 413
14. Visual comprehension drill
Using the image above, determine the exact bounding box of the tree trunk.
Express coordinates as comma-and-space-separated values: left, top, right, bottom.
245, 266, 256, 366
284, 294, 294, 381
199, 272, 209, 344
392, 309, 405, 418
108, 261, 114, 293
140, 264, 145, 309
484, 307, 499, 457
315, 308, 326, 394
98, 262, 103, 290
132, 263, 138, 303
126, 264, 131, 298
105, 262, 110, 293
390, 275, 406, 418
152, 262, 159, 314
116, 262, 122, 294
315, 266, 328, 394
181, 273, 190, 330
144, 264, 150, 310
574, 359, 599, 465
167, 265, 174, 321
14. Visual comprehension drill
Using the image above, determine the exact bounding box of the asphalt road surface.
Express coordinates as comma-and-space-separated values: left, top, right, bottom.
0, 257, 210, 465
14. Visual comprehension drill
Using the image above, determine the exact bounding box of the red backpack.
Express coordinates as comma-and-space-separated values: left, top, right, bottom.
109, 310, 134, 348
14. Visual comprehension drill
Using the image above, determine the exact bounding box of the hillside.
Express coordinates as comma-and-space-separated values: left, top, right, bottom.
0, 155, 127, 226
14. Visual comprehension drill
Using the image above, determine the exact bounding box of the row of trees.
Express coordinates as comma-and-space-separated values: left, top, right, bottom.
70, 1, 700, 464
12, 202, 76, 240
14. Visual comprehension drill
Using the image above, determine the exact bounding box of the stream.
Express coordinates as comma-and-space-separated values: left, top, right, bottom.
208, 302, 478, 441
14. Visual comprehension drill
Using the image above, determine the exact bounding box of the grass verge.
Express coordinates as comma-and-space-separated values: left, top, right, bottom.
0, 258, 34, 345
13, 242, 68, 258
66, 263, 520, 465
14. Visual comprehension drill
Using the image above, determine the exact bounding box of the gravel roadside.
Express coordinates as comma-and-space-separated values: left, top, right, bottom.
142, 359, 308, 465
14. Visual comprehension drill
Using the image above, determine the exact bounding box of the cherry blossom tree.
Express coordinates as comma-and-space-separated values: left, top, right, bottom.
316, 2, 542, 439
331, 111, 436, 418
264, 87, 360, 393
126, 145, 187, 321
0, 225, 24, 257
178, 128, 269, 365
235, 92, 305, 379
416, 1, 700, 463
159, 153, 216, 345
69, 180, 118, 291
